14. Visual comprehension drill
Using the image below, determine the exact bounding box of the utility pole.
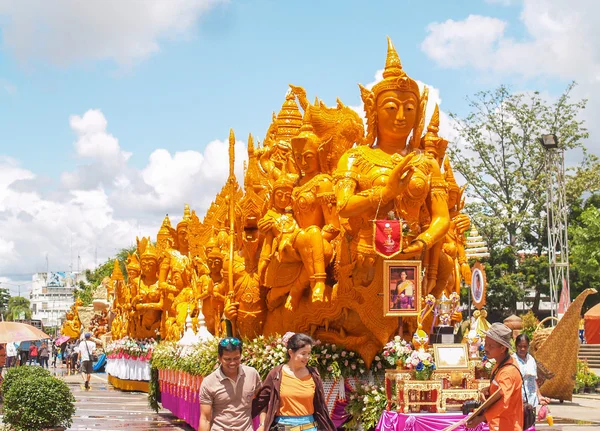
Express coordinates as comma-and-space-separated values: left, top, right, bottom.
539, 134, 570, 321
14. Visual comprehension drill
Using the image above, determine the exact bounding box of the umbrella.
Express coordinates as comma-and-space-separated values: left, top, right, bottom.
0, 322, 51, 344
54, 335, 71, 346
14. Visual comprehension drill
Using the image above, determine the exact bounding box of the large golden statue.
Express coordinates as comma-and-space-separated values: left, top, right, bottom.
116, 38, 471, 366
61, 298, 83, 339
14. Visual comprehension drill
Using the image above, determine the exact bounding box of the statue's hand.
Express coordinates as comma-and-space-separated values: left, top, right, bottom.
224, 299, 239, 321
453, 213, 471, 234
401, 239, 425, 255
382, 152, 416, 202
257, 216, 274, 233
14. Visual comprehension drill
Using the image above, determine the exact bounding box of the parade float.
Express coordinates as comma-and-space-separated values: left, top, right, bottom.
96, 38, 590, 430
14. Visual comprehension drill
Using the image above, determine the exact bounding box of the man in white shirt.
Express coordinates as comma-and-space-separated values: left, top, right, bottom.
77, 333, 96, 389
6, 342, 17, 368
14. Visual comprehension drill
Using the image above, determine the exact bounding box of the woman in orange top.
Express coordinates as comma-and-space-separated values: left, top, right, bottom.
253, 333, 335, 431
468, 322, 524, 431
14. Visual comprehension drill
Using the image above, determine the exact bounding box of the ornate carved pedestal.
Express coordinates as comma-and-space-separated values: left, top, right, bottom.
403, 380, 443, 413
439, 388, 480, 413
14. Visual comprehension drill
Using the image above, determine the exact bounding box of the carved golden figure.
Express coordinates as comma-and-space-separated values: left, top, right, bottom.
61, 298, 83, 339
131, 241, 163, 339
197, 248, 228, 335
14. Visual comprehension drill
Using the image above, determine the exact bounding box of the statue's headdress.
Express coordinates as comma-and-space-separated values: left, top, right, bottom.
359, 37, 425, 147
176, 204, 192, 230
273, 173, 298, 191
140, 241, 159, 262
126, 253, 140, 272
291, 107, 321, 154
274, 91, 303, 142
111, 259, 124, 281
207, 248, 224, 261
444, 158, 460, 194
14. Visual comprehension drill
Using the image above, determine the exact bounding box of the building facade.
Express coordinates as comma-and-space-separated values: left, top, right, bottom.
29, 272, 87, 328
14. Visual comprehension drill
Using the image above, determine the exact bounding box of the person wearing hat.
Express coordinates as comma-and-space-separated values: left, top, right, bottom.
467, 322, 524, 431
77, 333, 96, 390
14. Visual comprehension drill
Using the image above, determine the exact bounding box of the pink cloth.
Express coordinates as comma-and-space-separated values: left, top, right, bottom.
161, 390, 200, 430
377, 412, 536, 431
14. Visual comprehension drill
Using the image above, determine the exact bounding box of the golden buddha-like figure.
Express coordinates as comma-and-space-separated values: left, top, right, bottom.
109, 259, 130, 340
334, 37, 450, 285
131, 241, 163, 339
197, 248, 228, 335
61, 298, 83, 339
164, 255, 196, 340
176, 204, 192, 256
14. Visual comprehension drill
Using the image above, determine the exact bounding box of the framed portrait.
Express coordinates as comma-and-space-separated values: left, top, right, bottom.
433, 344, 469, 370
383, 260, 421, 317
470, 261, 487, 310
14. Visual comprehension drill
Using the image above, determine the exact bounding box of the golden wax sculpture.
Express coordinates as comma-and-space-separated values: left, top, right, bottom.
109, 38, 471, 366
61, 298, 84, 339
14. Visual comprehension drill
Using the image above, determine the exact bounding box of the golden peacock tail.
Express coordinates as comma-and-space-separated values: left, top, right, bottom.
534, 288, 597, 401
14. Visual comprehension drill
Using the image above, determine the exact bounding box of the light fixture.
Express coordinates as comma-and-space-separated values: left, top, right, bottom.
538, 134, 559, 150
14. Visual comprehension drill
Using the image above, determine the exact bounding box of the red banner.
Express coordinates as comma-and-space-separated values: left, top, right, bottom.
373, 220, 402, 258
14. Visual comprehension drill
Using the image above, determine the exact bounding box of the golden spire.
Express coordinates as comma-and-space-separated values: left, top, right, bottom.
111, 259, 124, 281
177, 204, 192, 229
291, 106, 319, 153
428, 104, 440, 134
158, 214, 172, 236
229, 129, 235, 180
382, 36, 403, 79
274, 88, 303, 142
369, 37, 420, 101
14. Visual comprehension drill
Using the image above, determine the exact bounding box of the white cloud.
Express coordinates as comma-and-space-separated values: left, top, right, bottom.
0, 109, 248, 286
0, 0, 224, 67
421, 0, 600, 154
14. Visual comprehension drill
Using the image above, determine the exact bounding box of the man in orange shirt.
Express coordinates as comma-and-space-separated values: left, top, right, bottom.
467, 322, 524, 431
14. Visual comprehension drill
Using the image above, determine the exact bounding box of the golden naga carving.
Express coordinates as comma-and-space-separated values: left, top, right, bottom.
117, 38, 472, 366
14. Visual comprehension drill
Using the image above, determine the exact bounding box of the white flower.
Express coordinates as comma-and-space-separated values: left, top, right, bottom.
374, 356, 381, 361
363, 396, 369, 403
374, 395, 381, 402
371, 389, 378, 395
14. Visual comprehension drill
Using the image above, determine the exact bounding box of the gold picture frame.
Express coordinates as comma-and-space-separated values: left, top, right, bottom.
383, 260, 421, 317
433, 343, 470, 370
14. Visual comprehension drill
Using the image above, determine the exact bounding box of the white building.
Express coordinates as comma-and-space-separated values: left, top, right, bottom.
29, 272, 87, 328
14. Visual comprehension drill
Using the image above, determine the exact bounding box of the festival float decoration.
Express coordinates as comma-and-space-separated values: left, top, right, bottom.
103, 37, 511, 429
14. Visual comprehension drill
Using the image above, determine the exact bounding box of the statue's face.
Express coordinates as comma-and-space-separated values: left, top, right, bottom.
448, 190, 458, 209
141, 258, 157, 277
177, 227, 188, 248
273, 186, 292, 210
172, 269, 183, 287
127, 268, 140, 280
293, 141, 319, 175
207, 257, 223, 274
376, 90, 418, 142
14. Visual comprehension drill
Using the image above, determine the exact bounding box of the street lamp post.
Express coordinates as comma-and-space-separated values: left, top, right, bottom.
539, 134, 570, 321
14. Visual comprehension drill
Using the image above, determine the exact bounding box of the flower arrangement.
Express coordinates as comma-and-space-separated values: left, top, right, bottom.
344, 384, 392, 431
149, 334, 366, 380
403, 349, 436, 380
371, 335, 413, 375
105, 337, 156, 361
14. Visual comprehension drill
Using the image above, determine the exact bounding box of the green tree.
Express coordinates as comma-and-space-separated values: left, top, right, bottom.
74, 245, 136, 306
7, 296, 32, 321
449, 82, 589, 315
569, 196, 600, 311
0, 286, 10, 319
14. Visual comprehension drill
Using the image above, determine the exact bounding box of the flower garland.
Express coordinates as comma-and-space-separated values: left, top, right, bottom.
105, 337, 156, 362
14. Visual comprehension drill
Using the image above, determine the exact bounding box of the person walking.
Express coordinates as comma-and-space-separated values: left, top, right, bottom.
513, 333, 550, 409
51, 342, 58, 368
253, 333, 336, 431
467, 322, 524, 431
29, 343, 38, 365
6, 342, 17, 368
38, 341, 50, 369
77, 333, 96, 390
64, 341, 74, 372
199, 337, 261, 431
18, 341, 30, 366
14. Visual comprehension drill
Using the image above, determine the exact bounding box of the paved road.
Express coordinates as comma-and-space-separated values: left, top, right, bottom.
66, 372, 194, 431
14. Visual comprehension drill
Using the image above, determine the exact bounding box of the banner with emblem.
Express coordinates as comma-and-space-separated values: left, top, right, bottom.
373, 220, 402, 258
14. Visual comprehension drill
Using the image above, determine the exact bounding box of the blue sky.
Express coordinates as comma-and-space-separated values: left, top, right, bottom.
0, 0, 598, 292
